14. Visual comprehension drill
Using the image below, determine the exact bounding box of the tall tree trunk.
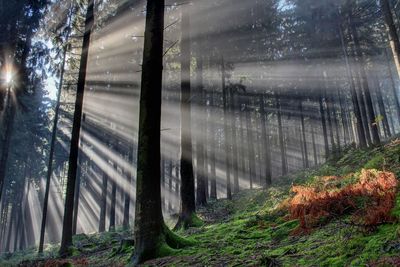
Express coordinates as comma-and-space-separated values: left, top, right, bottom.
311, 127, 318, 166
38, 24, 70, 253
380, 0, 400, 78
318, 94, 330, 157
176, 4, 197, 229
123, 148, 134, 229
383, 47, 400, 122
109, 160, 117, 231
276, 95, 287, 175
336, 8, 360, 145
325, 91, 336, 154
59, 0, 94, 256
260, 95, 272, 186
349, 16, 380, 145
238, 102, 246, 184
195, 54, 207, 206
299, 99, 309, 167
133, 0, 186, 264
98, 171, 108, 233
208, 91, 217, 199
0, 88, 16, 201
221, 57, 232, 199
230, 91, 239, 193
372, 71, 391, 138
167, 160, 173, 211
245, 99, 256, 188
72, 159, 82, 235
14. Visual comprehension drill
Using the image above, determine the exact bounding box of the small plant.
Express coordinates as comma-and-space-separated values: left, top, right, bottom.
287, 169, 399, 233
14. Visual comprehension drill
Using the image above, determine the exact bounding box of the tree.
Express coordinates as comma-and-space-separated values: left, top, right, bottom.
175, 4, 199, 229
59, 0, 94, 256
132, 0, 190, 264
39, 4, 73, 252
379, 0, 400, 78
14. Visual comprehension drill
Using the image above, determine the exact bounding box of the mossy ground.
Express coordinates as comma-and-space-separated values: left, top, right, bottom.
2, 138, 400, 266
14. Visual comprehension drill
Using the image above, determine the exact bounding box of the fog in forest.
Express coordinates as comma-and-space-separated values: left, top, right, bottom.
0, 0, 399, 262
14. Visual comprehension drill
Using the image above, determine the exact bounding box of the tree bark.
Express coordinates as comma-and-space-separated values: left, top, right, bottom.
39, 18, 70, 252
221, 57, 232, 199
132, 0, 186, 264
59, 0, 94, 256
380, 0, 400, 78
176, 4, 197, 228
276, 94, 287, 175
195, 54, 207, 206
260, 95, 272, 186
99, 171, 108, 233
245, 99, 256, 188
299, 99, 309, 167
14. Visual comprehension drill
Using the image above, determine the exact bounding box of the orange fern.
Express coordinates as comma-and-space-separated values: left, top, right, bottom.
288, 169, 398, 233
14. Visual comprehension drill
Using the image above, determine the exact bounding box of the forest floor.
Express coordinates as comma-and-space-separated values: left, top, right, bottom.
2, 138, 400, 267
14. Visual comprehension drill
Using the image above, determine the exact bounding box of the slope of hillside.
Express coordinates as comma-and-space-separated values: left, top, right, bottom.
2, 139, 400, 267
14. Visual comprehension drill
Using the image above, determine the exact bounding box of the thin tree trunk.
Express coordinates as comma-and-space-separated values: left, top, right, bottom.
0, 88, 16, 201
176, 4, 197, 229
221, 57, 232, 199
383, 47, 400, 122
98, 171, 108, 233
208, 91, 217, 199
276, 94, 287, 175
59, 0, 94, 256
122, 148, 133, 229
299, 99, 309, 167
349, 16, 380, 145
38, 6, 72, 253
260, 95, 272, 186
195, 54, 207, 206
373, 72, 391, 137
380, 0, 400, 78
230, 92, 239, 193
245, 99, 256, 188
318, 94, 330, 157
311, 127, 318, 166
337, 13, 368, 147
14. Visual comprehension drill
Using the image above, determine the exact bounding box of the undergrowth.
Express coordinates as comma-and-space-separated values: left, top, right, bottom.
1, 138, 399, 266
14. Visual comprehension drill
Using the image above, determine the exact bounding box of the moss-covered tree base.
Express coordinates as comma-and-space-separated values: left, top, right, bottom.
130, 224, 195, 266
174, 212, 204, 230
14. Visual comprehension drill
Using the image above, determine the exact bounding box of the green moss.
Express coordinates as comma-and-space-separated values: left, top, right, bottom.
190, 214, 204, 227
364, 153, 385, 169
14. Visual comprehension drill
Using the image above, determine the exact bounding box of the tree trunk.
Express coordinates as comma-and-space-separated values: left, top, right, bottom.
229, 90, 239, 193
195, 54, 207, 206
123, 148, 134, 229
72, 160, 81, 235
59, 0, 94, 256
260, 95, 272, 186
311, 128, 318, 166
245, 99, 256, 188
208, 91, 217, 199
380, 0, 400, 78
299, 99, 309, 167
383, 47, 400, 122
176, 4, 197, 229
109, 161, 117, 231
372, 72, 391, 138
0, 88, 16, 201
38, 21, 70, 252
349, 16, 380, 145
221, 57, 232, 199
276, 94, 287, 175
99, 171, 108, 233
133, 0, 187, 264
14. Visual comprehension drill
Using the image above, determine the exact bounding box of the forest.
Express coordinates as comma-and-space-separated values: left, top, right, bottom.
0, 0, 400, 266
